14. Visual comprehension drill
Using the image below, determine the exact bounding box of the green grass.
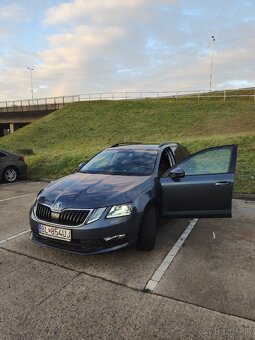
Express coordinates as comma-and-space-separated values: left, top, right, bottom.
0, 98, 254, 193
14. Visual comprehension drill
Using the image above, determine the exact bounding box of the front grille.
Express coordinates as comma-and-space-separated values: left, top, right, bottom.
36, 203, 90, 226
36, 203, 51, 222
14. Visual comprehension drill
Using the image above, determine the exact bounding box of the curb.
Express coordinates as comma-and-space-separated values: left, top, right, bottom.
27, 177, 52, 183
233, 193, 255, 201
37, 178, 52, 183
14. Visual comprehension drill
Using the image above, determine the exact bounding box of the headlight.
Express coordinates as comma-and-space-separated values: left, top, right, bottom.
87, 207, 106, 224
106, 204, 133, 219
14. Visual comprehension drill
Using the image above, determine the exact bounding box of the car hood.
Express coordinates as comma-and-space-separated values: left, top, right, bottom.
38, 172, 152, 209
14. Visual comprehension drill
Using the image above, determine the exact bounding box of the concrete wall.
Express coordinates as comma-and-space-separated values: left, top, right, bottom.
0, 109, 54, 124
0, 109, 56, 137
0, 103, 64, 113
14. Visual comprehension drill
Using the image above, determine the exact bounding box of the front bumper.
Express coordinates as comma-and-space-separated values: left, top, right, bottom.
30, 210, 141, 255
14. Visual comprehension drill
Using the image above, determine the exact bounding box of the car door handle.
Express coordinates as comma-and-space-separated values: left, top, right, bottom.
215, 181, 231, 186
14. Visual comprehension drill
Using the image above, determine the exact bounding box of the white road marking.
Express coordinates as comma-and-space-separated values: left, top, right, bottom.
145, 218, 198, 292
0, 193, 36, 203
213, 231, 216, 239
0, 229, 30, 245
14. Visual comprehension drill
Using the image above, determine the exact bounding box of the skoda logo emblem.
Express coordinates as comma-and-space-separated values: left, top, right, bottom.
54, 202, 62, 210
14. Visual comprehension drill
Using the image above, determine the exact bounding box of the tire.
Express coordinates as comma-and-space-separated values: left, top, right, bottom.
137, 205, 158, 251
3, 167, 18, 183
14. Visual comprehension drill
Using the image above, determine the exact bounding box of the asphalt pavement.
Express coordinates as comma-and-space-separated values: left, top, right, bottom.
0, 181, 254, 339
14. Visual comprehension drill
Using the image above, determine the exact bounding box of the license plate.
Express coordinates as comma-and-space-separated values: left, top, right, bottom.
38, 224, 71, 242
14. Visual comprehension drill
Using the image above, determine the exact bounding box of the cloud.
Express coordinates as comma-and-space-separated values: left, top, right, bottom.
0, 0, 255, 100
44, 0, 148, 25
0, 3, 26, 20
36, 24, 125, 95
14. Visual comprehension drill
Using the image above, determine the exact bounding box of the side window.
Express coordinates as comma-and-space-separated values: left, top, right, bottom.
180, 146, 190, 159
158, 148, 174, 176
174, 146, 189, 163
177, 147, 232, 175
174, 147, 183, 163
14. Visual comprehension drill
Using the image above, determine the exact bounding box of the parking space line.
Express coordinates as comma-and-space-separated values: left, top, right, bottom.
144, 218, 198, 293
0, 193, 36, 203
0, 229, 31, 245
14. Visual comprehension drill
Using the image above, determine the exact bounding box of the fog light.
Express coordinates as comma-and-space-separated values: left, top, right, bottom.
104, 234, 126, 242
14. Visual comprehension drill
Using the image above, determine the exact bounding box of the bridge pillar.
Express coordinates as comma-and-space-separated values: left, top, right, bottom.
9, 123, 14, 134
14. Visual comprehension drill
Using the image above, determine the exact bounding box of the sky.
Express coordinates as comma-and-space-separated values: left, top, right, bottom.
0, 0, 255, 101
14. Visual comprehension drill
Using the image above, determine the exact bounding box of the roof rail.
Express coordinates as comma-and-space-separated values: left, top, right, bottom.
110, 142, 143, 147
159, 141, 177, 147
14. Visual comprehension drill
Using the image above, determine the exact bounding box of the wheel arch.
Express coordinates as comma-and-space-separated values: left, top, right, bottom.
139, 198, 161, 230
143, 199, 160, 215
4, 165, 19, 175
137, 199, 159, 251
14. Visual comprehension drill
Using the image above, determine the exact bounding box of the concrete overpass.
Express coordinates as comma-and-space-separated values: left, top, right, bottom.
0, 95, 80, 136
1, 89, 254, 136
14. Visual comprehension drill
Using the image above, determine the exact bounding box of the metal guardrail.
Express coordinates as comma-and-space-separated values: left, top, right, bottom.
0, 89, 254, 111
0, 95, 80, 112
79, 89, 255, 101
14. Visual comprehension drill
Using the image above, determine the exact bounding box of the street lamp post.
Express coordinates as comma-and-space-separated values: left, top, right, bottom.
27, 67, 34, 100
209, 36, 215, 92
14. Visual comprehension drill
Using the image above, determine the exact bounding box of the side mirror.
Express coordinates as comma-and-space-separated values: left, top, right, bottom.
169, 167, 185, 179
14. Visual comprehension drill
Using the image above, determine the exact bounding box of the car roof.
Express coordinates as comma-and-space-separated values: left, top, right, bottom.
106, 142, 179, 151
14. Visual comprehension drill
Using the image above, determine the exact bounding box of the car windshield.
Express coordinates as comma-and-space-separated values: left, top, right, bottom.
80, 149, 158, 176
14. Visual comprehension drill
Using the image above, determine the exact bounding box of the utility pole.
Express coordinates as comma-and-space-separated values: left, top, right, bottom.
209, 36, 215, 92
27, 67, 34, 100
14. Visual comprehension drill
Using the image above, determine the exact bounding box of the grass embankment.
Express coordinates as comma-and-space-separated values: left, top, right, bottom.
0, 98, 254, 193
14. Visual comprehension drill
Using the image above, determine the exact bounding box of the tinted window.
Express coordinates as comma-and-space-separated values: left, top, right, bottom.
174, 146, 189, 163
180, 146, 190, 159
158, 148, 173, 176
178, 147, 232, 175
80, 150, 158, 176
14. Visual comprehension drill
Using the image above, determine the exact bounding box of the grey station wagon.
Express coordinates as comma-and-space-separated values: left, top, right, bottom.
30, 142, 237, 255
0, 150, 27, 183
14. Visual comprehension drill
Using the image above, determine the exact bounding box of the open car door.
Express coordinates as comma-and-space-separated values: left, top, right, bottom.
160, 145, 237, 218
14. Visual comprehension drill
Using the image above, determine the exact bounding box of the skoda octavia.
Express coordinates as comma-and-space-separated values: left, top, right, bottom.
30, 142, 237, 255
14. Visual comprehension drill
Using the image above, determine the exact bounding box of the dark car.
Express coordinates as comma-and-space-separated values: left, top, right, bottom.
0, 150, 27, 183
30, 142, 237, 255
